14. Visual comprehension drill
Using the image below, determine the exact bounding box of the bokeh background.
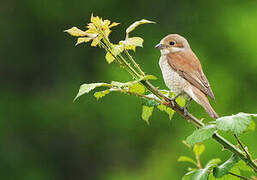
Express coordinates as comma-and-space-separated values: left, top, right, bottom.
1, 0, 257, 179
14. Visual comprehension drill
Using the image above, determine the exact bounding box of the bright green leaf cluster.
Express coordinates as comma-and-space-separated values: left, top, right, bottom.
185, 112, 257, 147
64, 14, 119, 46
180, 140, 255, 179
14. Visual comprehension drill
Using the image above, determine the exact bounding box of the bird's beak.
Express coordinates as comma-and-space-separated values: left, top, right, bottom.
155, 43, 165, 50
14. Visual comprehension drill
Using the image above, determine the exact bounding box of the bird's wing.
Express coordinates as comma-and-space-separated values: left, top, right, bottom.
167, 50, 215, 100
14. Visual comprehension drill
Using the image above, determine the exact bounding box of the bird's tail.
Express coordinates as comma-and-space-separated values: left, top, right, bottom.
190, 87, 219, 119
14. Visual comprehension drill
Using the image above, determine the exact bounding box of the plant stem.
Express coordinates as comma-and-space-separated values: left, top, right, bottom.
98, 29, 142, 79
228, 172, 251, 180
124, 50, 145, 76
234, 134, 252, 161
195, 154, 202, 169
142, 81, 257, 172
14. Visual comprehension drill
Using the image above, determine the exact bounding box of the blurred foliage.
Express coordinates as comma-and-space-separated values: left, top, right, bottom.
1, 0, 257, 179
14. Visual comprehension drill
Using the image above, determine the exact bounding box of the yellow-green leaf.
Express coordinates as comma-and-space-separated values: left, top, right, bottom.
129, 83, 145, 94
64, 27, 87, 37
74, 83, 112, 101
176, 96, 186, 107
76, 37, 92, 46
120, 37, 144, 51
105, 44, 124, 63
90, 14, 101, 27
109, 22, 120, 28
126, 19, 156, 35
112, 44, 124, 55
94, 90, 111, 100
178, 156, 197, 166
193, 144, 205, 156
91, 36, 102, 47
142, 106, 154, 124
105, 52, 115, 64
157, 104, 175, 120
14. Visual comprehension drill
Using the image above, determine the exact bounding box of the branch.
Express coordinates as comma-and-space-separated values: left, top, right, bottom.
234, 134, 252, 160
142, 80, 257, 173
228, 172, 252, 180
66, 16, 257, 172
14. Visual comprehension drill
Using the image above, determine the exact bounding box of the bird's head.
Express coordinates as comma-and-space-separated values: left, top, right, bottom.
155, 34, 190, 55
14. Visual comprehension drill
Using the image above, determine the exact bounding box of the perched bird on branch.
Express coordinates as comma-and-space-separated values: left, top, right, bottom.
156, 34, 218, 119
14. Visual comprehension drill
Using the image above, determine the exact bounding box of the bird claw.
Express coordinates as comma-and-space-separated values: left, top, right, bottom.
170, 98, 176, 107
183, 107, 189, 116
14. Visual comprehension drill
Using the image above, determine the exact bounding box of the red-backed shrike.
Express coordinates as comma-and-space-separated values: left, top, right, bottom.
156, 34, 218, 119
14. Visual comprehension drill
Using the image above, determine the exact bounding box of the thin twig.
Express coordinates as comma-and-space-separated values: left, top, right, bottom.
228, 172, 251, 180
195, 154, 202, 169
124, 50, 145, 76
234, 134, 252, 160
111, 87, 163, 104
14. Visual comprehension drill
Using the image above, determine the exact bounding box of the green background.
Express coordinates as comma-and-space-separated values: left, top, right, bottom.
1, 0, 256, 179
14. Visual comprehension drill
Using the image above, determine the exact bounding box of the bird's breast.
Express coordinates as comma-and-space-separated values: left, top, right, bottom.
159, 55, 190, 96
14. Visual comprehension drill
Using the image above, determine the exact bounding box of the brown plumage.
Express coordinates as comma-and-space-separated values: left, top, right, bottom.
156, 34, 218, 119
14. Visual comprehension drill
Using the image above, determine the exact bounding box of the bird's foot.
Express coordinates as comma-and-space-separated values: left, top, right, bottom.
183, 107, 189, 116
170, 98, 176, 106
182, 98, 192, 116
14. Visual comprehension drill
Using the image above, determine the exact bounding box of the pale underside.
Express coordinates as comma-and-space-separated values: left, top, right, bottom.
159, 55, 198, 102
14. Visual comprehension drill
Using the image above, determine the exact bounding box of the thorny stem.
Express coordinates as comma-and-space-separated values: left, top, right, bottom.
234, 134, 252, 161
96, 32, 257, 173
124, 50, 145, 76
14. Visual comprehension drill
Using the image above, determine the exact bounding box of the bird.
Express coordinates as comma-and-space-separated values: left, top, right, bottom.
155, 34, 218, 119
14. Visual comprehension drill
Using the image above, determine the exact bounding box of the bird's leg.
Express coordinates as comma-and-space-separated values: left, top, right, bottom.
170, 93, 183, 106
183, 98, 192, 116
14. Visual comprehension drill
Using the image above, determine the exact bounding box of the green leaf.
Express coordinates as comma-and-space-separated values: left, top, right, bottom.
209, 172, 238, 180
205, 158, 221, 168
141, 106, 154, 124
190, 168, 210, 180
186, 125, 217, 147
233, 160, 255, 177
191, 158, 221, 180
129, 83, 145, 94
193, 144, 205, 157
126, 19, 156, 35
94, 90, 111, 100
216, 112, 256, 135
74, 83, 112, 101
141, 97, 160, 107
157, 104, 175, 120
213, 154, 239, 178
182, 170, 197, 180
178, 156, 197, 166
247, 120, 256, 131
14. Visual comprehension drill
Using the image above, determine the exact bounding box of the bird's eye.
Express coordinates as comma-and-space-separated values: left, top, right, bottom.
169, 41, 176, 46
